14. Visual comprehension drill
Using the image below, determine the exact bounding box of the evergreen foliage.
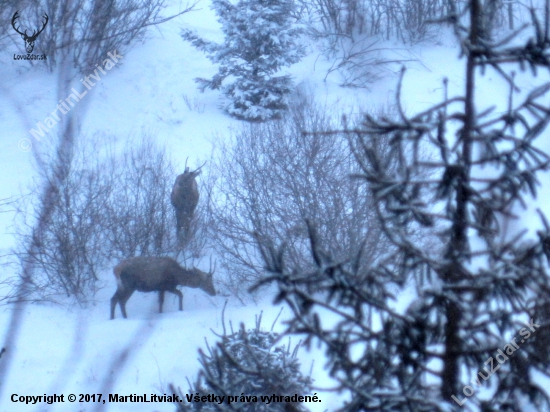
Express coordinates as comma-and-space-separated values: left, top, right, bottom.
172, 311, 312, 411
182, 0, 305, 120
251, 0, 550, 409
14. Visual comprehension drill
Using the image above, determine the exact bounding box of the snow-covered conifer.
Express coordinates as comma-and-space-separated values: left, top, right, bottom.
182, 0, 305, 120
172, 312, 312, 411
250, 0, 550, 409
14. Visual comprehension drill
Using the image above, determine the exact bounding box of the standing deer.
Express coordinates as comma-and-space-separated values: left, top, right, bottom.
171, 162, 204, 240
110, 256, 216, 319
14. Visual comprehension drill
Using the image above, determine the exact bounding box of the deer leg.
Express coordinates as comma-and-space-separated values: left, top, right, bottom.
111, 289, 132, 319
182, 216, 189, 238
167, 288, 184, 311
159, 291, 165, 313
110, 292, 119, 320
175, 211, 183, 235
118, 289, 134, 319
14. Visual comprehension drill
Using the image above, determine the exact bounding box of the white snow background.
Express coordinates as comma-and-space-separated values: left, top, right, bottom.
0, 0, 549, 411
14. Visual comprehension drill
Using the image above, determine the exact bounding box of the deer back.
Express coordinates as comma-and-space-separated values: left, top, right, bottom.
114, 256, 185, 292
171, 170, 200, 212
114, 257, 215, 295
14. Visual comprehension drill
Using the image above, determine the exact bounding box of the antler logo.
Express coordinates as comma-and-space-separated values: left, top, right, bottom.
11, 11, 49, 54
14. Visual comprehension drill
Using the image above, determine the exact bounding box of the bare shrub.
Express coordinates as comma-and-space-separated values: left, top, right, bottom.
9, 0, 196, 72
207, 89, 392, 299
0, 0, 20, 51
8, 134, 209, 304
11, 138, 113, 304
103, 137, 177, 261
301, 0, 514, 42
299, 0, 525, 87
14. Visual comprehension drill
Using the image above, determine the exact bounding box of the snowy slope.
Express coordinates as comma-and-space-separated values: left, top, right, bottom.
1, 0, 549, 411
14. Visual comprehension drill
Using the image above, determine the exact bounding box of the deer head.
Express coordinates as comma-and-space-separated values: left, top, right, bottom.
12, 11, 49, 53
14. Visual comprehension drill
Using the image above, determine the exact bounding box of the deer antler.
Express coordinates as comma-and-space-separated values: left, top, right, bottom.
32, 13, 49, 40
192, 160, 207, 174
11, 11, 26, 37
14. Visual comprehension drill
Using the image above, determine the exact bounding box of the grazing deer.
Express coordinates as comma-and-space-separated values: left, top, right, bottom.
110, 256, 216, 319
170, 161, 204, 240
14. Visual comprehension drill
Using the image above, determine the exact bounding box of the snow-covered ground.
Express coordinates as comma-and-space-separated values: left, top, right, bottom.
1, 1, 549, 411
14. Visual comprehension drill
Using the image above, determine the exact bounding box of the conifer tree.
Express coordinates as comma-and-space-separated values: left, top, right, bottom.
182, 0, 304, 120
252, 0, 550, 409
172, 312, 312, 411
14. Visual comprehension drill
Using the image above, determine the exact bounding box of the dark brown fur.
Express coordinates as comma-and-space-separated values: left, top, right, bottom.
171, 167, 200, 239
110, 256, 215, 319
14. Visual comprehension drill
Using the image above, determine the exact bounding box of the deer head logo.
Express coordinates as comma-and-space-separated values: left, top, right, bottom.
12, 11, 49, 54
